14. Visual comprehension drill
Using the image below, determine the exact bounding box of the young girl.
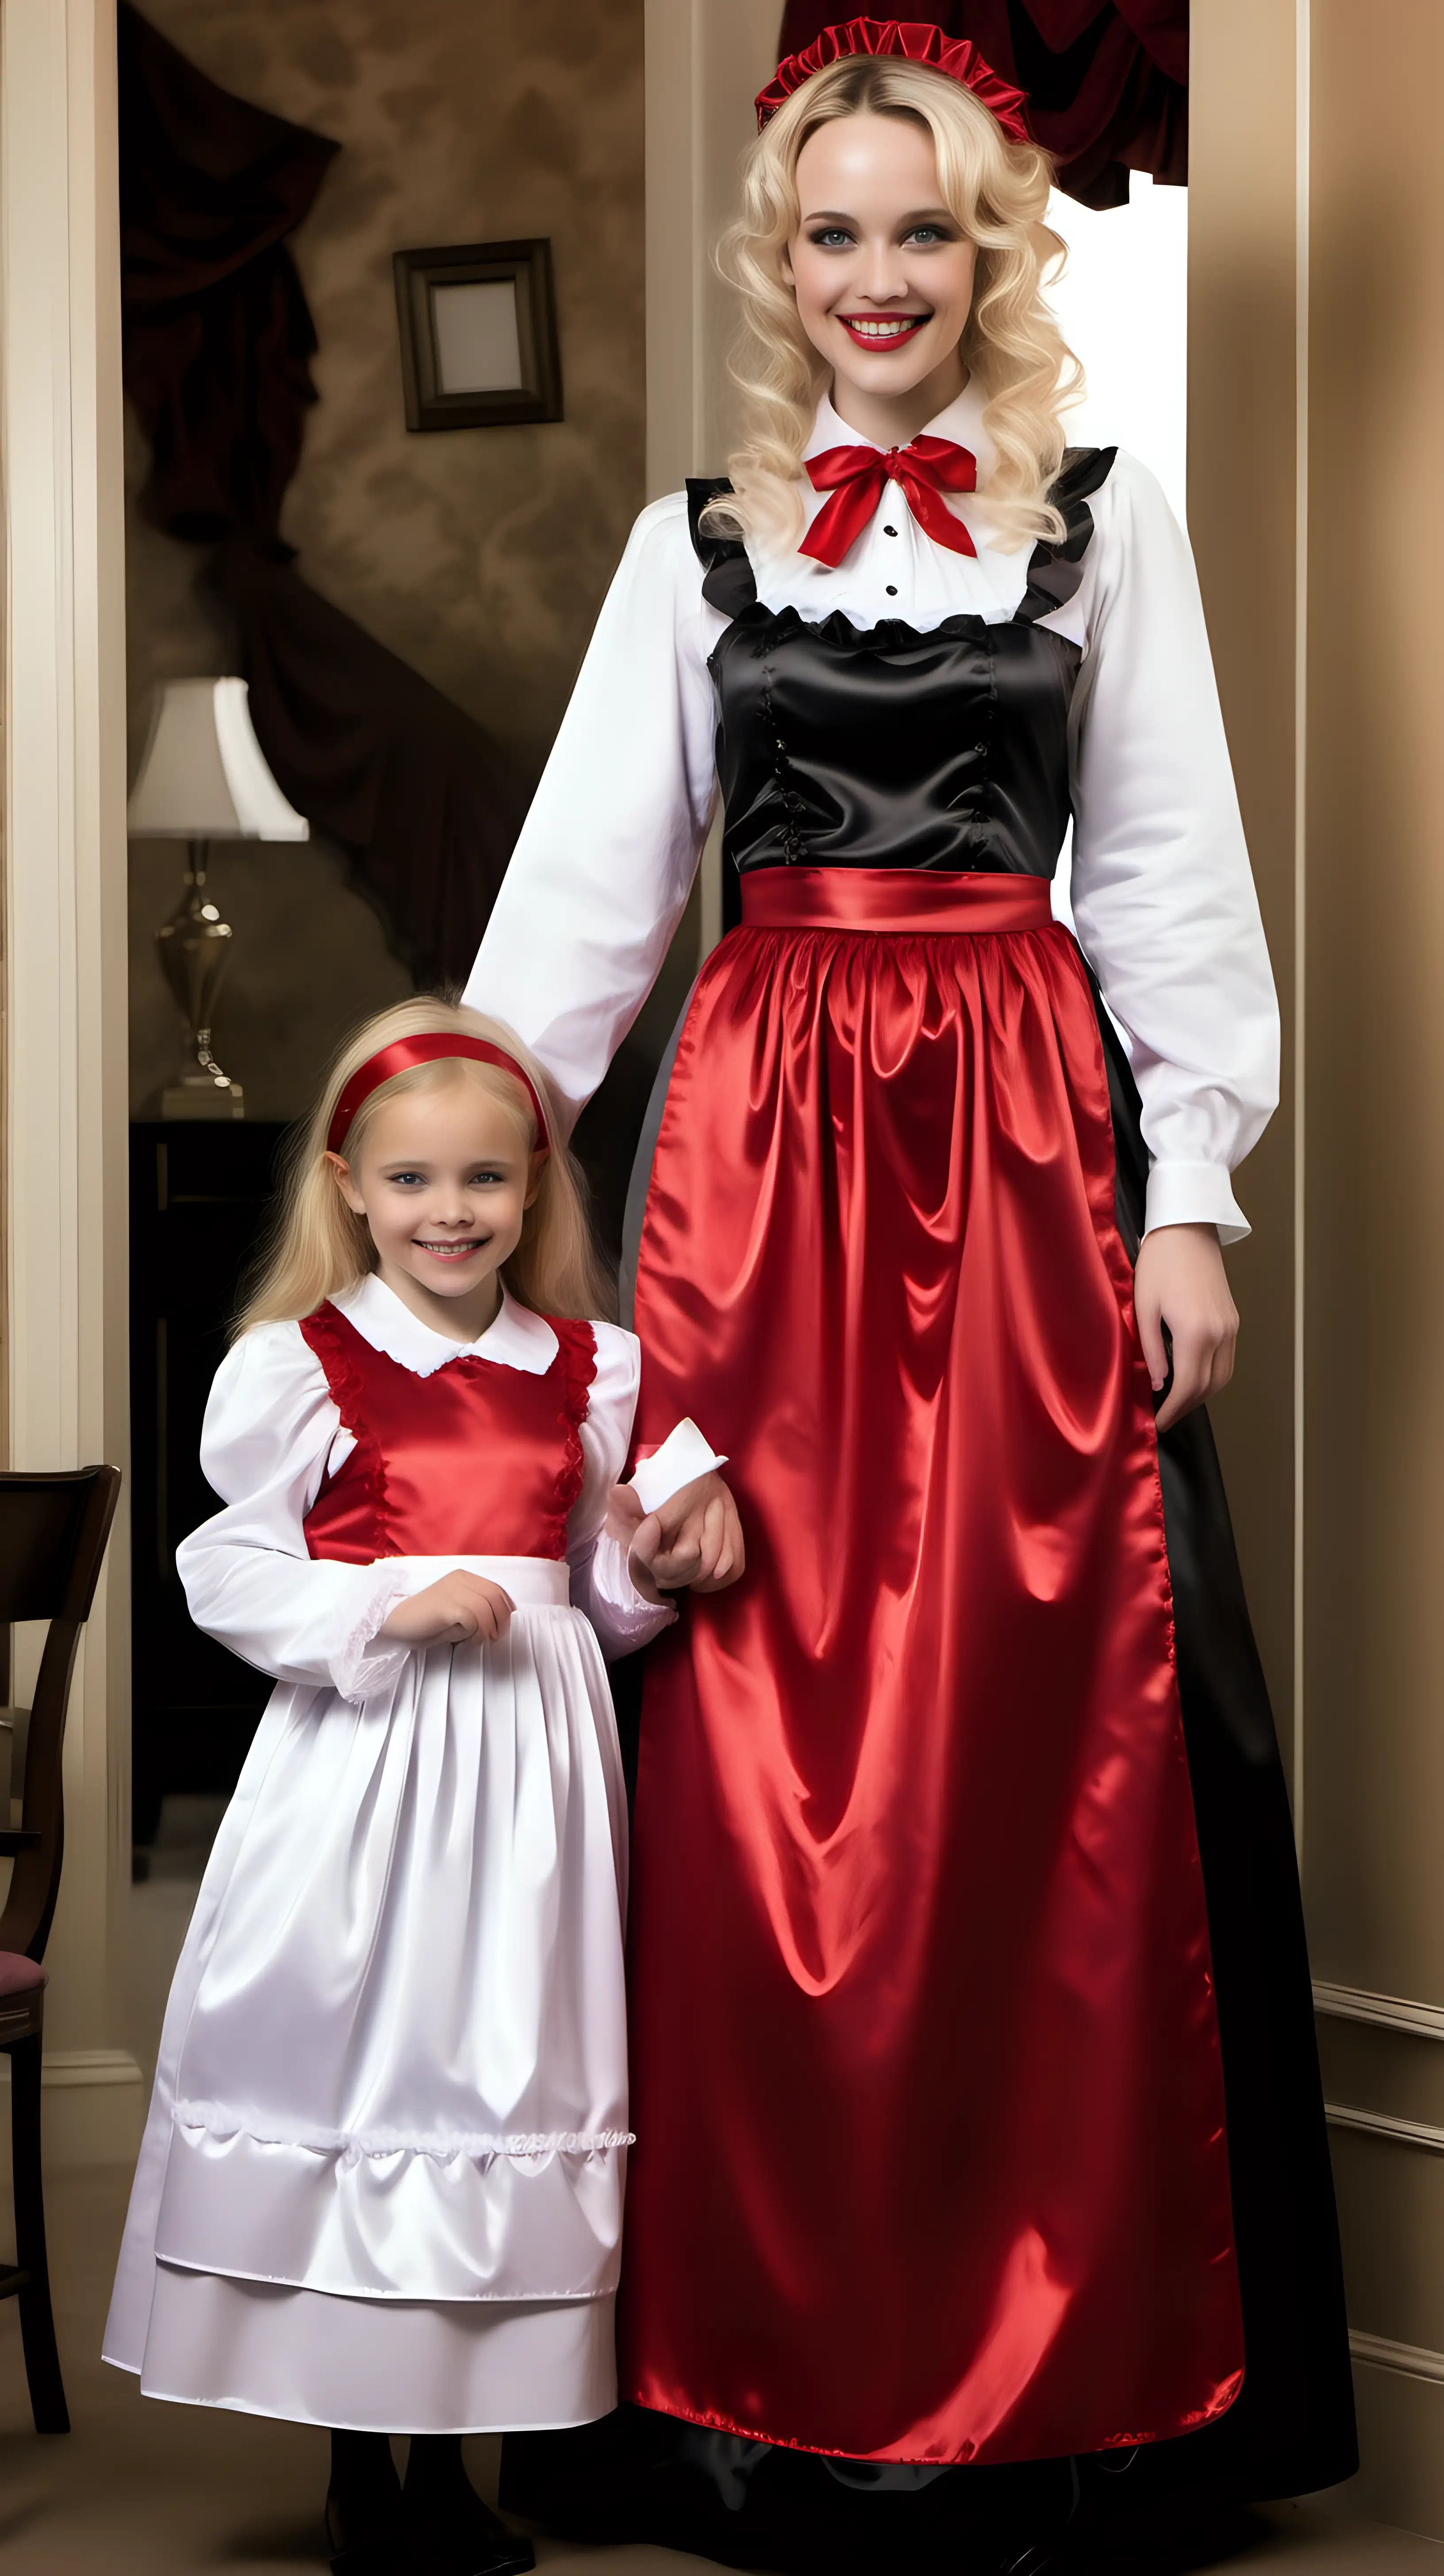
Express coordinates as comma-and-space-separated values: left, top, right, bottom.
104, 997, 741, 2576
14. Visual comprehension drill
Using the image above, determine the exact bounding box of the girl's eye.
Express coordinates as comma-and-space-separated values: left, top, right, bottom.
390, 1171, 425, 1187
469, 1170, 503, 1187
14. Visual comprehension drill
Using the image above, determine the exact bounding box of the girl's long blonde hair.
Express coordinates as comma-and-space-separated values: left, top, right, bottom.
707, 54, 1081, 555
235, 997, 613, 1336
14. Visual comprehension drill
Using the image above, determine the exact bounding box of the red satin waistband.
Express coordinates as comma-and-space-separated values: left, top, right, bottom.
738, 867, 1054, 935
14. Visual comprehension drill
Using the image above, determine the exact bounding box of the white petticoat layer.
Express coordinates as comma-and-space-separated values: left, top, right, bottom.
136, 2265, 617, 2433
106, 1560, 631, 2422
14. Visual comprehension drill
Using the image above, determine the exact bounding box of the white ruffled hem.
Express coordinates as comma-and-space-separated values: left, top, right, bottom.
173, 2103, 634, 2163
152, 2113, 628, 2301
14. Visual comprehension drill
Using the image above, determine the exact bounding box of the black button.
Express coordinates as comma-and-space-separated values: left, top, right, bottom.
972, 741, 987, 755
886, 584, 898, 596
883, 525, 898, 537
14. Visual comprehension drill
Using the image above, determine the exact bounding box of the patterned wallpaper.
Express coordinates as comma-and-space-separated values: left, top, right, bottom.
127, 0, 645, 1117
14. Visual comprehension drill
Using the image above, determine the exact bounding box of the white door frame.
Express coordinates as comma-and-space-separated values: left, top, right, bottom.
1, 0, 142, 2158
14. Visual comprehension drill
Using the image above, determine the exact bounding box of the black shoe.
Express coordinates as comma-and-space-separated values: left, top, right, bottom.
402, 2485, 535, 2576
324, 2484, 413, 2576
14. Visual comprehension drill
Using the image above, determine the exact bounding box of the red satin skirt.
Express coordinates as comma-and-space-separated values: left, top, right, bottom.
624, 868, 1243, 2465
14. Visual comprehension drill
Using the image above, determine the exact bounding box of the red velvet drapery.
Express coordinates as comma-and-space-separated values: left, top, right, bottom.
774, 4, 1187, 208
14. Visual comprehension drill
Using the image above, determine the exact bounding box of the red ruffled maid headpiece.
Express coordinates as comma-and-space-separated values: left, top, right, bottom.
756, 16, 1032, 145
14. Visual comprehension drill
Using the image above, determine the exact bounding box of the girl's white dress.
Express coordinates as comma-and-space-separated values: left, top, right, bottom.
103, 1274, 719, 2433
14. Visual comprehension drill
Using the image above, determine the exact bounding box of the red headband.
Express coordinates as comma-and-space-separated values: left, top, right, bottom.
326, 1035, 551, 1158
757, 17, 1031, 143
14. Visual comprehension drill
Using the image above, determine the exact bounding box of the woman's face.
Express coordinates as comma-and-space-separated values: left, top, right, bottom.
786, 112, 977, 427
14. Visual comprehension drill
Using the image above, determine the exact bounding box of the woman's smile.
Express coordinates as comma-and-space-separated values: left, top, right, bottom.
837, 311, 931, 348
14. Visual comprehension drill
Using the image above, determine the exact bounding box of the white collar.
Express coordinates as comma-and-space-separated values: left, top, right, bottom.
331, 1273, 560, 1378
804, 379, 995, 479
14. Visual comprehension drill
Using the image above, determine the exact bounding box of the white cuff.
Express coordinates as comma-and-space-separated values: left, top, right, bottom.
630, 1418, 728, 1516
1143, 1160, 1250, 1249
586, 1530, 679, 1658
332, 1568, 415, 1705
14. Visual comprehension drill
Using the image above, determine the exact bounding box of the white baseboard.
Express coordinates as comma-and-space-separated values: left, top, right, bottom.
1352, 2348, 1444, 2542
0, 2046, 145, 2175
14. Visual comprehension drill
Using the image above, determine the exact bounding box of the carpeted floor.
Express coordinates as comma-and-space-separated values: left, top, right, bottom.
0, 2162, 1435, 2576
0, 1801, 1415, 2575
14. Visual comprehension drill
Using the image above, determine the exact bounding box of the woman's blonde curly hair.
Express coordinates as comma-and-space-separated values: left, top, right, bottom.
705, 53, 1082, 556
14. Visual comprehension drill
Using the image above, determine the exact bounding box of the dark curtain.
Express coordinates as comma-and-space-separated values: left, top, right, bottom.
775, 3, 1187, 208
118, 0, 337, 545
211, 545, 525, 989
118, 3, 522, 985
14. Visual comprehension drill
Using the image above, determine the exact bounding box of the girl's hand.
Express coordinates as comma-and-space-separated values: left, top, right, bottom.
1134, 1223, 1239, 1434
616, 1470, 746, 1596
379, 1572, 514, 1648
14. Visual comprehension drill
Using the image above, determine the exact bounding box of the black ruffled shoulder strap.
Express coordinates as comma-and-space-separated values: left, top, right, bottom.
1014, 444, 1118, 626
686, 477, 759, 618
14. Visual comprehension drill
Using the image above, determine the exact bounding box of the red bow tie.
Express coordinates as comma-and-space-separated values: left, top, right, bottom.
800, 435, 978, 569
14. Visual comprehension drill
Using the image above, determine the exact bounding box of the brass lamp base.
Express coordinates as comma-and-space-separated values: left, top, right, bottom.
156, 841, 246, 1121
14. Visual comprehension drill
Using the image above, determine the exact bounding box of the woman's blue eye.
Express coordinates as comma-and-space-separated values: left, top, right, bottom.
907, 226, 947, 245
810, 227, 853, 249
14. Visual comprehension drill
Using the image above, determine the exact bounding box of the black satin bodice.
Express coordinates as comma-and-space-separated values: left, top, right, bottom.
689, 447, 1114, 879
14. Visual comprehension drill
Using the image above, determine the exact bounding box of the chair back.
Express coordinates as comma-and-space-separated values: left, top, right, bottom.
0, 1468, 121, 1963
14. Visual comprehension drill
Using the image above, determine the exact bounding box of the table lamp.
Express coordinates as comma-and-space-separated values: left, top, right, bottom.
127, 677, 310, 1119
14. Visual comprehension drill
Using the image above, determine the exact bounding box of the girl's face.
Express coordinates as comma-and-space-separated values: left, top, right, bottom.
786, 112, 977, 437
329, 1074, 541, 1340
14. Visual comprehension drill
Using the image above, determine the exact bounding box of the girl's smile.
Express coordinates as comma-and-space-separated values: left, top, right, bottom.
414, 1232, 488, 1261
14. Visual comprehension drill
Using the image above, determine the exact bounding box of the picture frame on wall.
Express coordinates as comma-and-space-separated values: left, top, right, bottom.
392, 237, 564, 431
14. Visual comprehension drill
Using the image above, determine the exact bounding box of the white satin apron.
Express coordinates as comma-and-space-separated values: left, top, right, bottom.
102, 1286, 719, 2432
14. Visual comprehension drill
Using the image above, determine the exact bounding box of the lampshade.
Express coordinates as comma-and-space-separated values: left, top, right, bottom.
127, 676, 310, 841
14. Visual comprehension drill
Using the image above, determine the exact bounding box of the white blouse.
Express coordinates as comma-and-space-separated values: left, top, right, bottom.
176, 1275, 724, 1703
465, 383, 1279, 1245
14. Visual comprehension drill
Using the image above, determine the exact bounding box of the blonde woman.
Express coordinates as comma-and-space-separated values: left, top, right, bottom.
104, 1000, 740, 2576
468, 21, 1353, 2569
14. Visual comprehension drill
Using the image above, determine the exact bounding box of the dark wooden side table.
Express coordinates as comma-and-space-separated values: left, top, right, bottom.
129, 1121, 290, 1862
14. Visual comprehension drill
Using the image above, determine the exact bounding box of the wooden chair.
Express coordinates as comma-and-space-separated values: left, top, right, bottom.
0, 1466, 121, 2434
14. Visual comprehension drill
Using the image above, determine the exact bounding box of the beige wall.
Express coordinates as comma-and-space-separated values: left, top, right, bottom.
1192, 0, 1444, 2537
129, 0, 646, 1118
1303, 0, 1444, 2000
1187, 2, 1302, 1782
1306, 0, 1444, 2531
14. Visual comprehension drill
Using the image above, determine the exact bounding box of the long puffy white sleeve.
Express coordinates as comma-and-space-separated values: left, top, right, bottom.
568, 1322, 724, 1660
464, 494, 720, 1127
1068, 453, 1280, 1245
176, 1326, 415, 1706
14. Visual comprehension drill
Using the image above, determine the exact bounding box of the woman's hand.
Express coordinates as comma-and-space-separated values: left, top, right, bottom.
1134, 1223, 1239, 1434
379, 1572, 514, 1648
614, 1470, 746, 1597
